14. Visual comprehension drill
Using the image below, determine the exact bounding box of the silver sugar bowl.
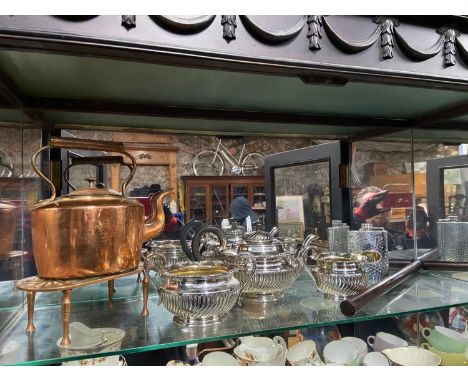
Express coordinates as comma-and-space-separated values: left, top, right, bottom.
146, 254, 256, 327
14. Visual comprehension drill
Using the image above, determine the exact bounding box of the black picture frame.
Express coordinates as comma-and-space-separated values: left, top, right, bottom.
426, 154, 468, 242
264, 141, 351, 232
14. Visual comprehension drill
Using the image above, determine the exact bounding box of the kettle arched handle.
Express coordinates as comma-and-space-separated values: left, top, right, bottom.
31, 137, 137, 202
63, 156, 133, 191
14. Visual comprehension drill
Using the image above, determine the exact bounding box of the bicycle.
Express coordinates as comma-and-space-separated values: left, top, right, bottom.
192, 137, 265, 176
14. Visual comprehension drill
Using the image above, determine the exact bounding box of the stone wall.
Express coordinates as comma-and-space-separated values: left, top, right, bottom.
65, 130, 316, 192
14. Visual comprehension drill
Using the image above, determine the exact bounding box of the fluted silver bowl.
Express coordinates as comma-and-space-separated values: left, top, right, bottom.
235, 256, 304, 301
148, 254, 256, 327
309, 269, 367, 301
306, 253, 368, 301
158, 262, 241, 327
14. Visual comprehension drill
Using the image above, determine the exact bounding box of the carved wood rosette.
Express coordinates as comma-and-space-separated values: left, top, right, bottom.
221, 15, 237, 41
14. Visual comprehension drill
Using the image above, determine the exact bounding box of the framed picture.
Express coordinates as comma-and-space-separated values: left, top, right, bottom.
276, 195, 305, 224
278, 222, 305, 240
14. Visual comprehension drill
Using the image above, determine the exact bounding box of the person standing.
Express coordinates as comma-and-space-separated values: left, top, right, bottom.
230, 196, 258, 229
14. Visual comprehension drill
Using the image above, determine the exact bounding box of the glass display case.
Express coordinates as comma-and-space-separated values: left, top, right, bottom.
0, 124, 466, 366
0, 15, 467, 367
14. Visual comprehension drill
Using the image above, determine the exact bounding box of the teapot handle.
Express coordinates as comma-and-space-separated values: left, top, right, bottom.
287, 236, 317, 271
32, 137, 137, 202
233, 254, 256, 302
191, 225, 228, 261
269, 226, 279, 239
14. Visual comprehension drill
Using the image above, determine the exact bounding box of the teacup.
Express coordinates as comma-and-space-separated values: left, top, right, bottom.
234, 336, 287, 364
166, 360, 191, 366
422, 326, 468, 354
286, 340, 323, 366
201, 351, 239, 366
362, 352, 389, 366
62, 355, 123, 366
367, 332, 408, 352
421, 343, 468, 366
382, 346, 441, 366
323, 340, 359, 366
342, 336, 368, 365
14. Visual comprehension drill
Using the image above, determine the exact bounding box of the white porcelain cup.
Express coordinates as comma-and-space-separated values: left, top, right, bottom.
323, 340, 359, 366
363, 351, 389, 366
367, 332, 408, 352
62, 355, 122, 366
201, 351, 238, 366
382, 346, 441, 366
236, 336, 287, 361
286, 340, 323, 366
342, 336, 368, 365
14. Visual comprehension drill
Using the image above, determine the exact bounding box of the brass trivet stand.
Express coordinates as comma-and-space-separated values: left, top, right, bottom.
16, 267, 149, 347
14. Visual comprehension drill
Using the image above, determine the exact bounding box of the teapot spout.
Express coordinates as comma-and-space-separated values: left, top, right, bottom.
143, 190, 172, 242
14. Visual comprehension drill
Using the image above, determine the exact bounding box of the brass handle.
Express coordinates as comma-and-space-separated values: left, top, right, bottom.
31, 138, 137, 202
63, 156, 132, 191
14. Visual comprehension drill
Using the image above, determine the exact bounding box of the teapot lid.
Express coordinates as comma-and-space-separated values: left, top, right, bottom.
244, 222, 277, 244
224, 218, 246, 236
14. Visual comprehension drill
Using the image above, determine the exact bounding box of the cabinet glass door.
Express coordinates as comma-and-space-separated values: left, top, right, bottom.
253, 186, 266, 210
189, 186, 207, 221
211, 185, 228, 225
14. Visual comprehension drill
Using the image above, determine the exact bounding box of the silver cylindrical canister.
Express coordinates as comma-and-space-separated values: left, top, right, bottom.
348, 223, 389, 285
437, 216, 468, 261
327, 220, 349, 253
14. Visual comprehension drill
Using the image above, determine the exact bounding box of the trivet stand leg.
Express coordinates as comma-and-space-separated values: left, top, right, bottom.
108, 280, 115, 308
25, 291, 36, 334
60, 289, 72, 346
141, 270, 149, 317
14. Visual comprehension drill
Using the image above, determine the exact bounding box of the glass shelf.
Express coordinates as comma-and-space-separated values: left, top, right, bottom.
0, 269, 467, 366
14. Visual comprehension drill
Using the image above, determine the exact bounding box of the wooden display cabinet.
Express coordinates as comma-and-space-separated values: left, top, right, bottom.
182, 176, 265, 224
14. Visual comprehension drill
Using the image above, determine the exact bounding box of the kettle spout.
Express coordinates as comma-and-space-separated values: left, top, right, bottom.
143, 190, 172, 242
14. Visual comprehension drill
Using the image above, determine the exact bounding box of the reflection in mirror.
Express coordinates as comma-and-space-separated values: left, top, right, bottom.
350, 137, 417, 256
0, 110, 41, 320
417, 128, 468, 262
274, 161, 330, 240
443, 166, 468, 220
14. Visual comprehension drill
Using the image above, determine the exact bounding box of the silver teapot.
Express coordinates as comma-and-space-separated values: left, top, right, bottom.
195, 223, 318, 302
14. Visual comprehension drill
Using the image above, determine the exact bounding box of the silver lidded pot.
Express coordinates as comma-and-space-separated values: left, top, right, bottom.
223, 218, 246, 245
306, 252, 368, 301
146, 239, 189, 266
145, 253, 256, 327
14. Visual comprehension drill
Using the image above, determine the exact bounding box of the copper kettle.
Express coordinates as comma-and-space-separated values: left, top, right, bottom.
31, 137, 170, 279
